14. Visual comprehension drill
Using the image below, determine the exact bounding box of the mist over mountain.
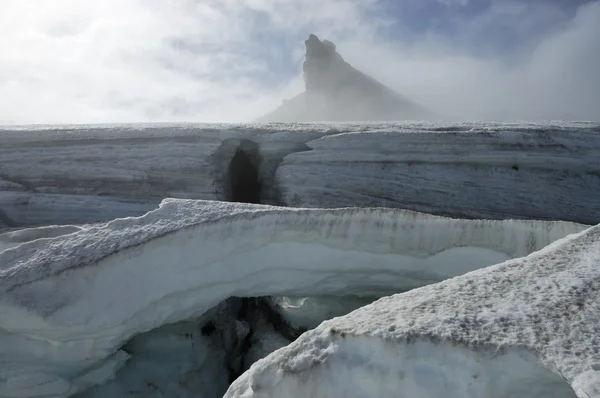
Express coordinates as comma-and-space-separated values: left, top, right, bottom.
258, 34, 434, 122
1, 0, 599, 123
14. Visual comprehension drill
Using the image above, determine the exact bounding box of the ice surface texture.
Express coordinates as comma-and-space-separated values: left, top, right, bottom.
1, 122, 599, 227
277, 122, 600, 223
0, 199, 586, 397
0, 225, 82, 253
226, 224, 600, 398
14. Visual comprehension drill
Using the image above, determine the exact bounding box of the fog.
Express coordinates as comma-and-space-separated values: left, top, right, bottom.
1, 0, 598, 124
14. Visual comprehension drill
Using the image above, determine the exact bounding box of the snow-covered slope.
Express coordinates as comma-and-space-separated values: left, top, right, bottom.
226, 224, 600, 398
0, 199, 586, 397
1, 122, 599, 227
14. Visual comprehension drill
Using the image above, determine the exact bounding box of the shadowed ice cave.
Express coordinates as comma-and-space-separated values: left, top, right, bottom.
77, 291, 578, 398
211, 137, 305, 206
227, 148, 262, 204
77, 294, 375, 398
76, 297, 308, 398
75, 294, 389, 398
212, 139, 273, 205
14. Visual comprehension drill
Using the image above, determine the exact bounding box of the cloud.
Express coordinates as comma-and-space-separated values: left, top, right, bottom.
0, 0, 357, 124
343, 0, 600, 120
0, 0, 598, 123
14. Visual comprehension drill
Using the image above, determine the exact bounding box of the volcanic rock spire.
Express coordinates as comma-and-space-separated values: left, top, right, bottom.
258, 34, 433, 122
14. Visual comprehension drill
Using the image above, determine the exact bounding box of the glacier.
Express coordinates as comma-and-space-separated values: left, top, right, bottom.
0, 199, 589, 397
1, 121, 599, 227
276, 124, 600, 221
226, 223, 600, 398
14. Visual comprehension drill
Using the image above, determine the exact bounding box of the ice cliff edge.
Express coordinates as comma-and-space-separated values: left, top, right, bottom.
258, 34, 433, 122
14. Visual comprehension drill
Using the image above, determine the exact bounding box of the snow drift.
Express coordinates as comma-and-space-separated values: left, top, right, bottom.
226, 224, 600, 398
0, 199, 587, 397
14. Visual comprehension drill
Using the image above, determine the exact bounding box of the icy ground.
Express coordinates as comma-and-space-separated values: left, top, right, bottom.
1, 121, 599, 397
0, 225, 83, 253
0, 199, 589, 397
227, 224, 600, 398
1, 121, 599, 227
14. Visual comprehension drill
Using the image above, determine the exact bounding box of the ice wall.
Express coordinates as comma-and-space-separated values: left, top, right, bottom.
1, 122, 599, 228
277, 125, 600, 223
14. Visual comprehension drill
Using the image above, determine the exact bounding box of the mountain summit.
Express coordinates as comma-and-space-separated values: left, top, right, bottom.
258, 34, 432, 122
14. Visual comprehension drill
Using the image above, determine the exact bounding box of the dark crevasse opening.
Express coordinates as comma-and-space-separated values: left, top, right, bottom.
76, 297, 311, 398
211, 137, 312, 206
227, 148, 262, 204
211, 138, 266, 205
0, 208, 17, 229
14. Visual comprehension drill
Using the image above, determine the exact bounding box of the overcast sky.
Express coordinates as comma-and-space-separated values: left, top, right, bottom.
1, 0, 599, 124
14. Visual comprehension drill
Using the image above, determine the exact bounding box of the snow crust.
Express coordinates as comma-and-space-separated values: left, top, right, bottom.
0, 199, 587, 397
226, 224, 600, 398
1, 122, 599, 227
230, 341, 576, 398
0, 225, 83, 253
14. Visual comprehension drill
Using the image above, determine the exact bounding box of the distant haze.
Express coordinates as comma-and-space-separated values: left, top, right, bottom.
1, 0, 599, 124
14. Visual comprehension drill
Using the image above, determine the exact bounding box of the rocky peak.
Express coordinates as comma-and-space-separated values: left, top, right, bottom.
302, 34, 346, 92
257, 34, 433, 122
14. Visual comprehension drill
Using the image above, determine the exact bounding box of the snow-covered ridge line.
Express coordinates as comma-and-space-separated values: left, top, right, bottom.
0, 200, 588, 397
227, 224, 600, 398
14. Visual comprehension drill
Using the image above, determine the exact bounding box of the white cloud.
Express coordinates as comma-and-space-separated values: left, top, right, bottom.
0, 0, 598, 123
340, 1, 600, 120
435, 0, 469, 6
1, 0, 379, 124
